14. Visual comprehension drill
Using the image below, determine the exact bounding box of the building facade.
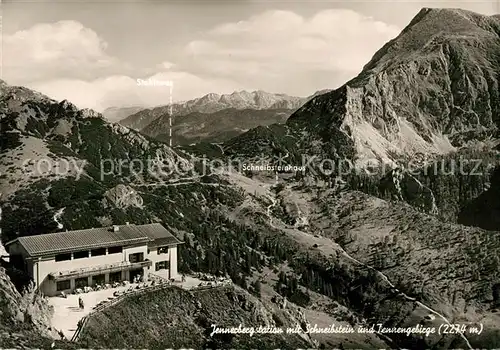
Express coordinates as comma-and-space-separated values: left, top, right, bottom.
5, 223, 182, 296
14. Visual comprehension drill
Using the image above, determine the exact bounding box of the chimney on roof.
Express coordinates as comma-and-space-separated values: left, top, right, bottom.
113, 225, 119, 232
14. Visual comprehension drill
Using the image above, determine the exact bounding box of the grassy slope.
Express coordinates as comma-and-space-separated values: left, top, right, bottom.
143, 108, 293, 146
309, 189, 500, 348
78, 285, 311, 349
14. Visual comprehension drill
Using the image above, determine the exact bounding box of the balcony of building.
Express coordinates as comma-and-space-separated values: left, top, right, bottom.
48, 259, 152, 281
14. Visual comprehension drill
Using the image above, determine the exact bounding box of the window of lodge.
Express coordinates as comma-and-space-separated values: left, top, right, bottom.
157, 247, 168, 255
155, 260, 169, 271
56, 280, 70, 291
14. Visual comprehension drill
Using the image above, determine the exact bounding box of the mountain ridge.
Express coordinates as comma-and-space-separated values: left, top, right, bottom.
118, 89, 332, 133
141, 107, 292, 146
242, 7, 500, 169
118, 90, 306, 130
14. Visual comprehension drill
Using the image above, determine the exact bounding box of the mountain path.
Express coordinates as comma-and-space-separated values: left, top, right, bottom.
263, 185, 473, 350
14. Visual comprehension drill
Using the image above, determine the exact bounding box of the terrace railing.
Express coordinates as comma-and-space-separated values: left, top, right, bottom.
70, 280, 232, 342
50, 260, 152, 281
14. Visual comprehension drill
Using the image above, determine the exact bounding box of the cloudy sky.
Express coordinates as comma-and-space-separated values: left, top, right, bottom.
2, 0, 498, 112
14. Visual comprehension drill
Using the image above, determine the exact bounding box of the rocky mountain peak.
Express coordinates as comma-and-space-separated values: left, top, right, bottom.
59, 99, 79, 112
360, 7, 500, 76
199, 92, 221, 102
81, 108, 104, 119
287, 8, 500, 168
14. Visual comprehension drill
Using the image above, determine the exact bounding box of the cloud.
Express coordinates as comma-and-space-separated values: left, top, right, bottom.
4, 10, 401, 111
4, 20, 243, 111
182, 9, 401, 95
210, 10, 304, 36
157, 61, 175, 70
3, 20, 124, 83
28, 72, 245, 112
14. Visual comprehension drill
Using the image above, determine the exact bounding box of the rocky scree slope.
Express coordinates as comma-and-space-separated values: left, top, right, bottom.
292, 8, 500, 165
258, 180, 500, 348
308, 189, 500, 348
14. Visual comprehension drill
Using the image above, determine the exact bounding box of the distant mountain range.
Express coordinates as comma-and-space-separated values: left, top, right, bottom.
142, 108, 292, 145
117, 89, 331, 145
116, 90, 304, 124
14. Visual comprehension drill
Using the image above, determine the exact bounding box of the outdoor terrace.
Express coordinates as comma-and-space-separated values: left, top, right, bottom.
48, 260, 152, 281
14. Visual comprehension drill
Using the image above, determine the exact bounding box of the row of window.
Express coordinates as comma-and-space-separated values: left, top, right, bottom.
54, 246, 170, 262
54, 246, 123, 262
56, 272, 123, 291
56, 260, 171, 291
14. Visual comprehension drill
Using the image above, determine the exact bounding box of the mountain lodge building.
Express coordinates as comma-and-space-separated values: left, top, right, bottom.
5, 223, 182, 296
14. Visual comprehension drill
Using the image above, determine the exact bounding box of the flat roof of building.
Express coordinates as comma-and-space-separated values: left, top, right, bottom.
5, 223, 183, 258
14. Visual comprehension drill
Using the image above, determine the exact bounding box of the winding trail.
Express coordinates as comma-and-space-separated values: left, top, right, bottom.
264, 172, 280, 227
133, 174, 207, 188
266, 194, 277, 227
262, 186, 473, 350
213, 143, 225, 155
336, 246, 472, 349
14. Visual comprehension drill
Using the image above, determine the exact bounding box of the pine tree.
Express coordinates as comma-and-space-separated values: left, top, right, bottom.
252, 280, 262, 297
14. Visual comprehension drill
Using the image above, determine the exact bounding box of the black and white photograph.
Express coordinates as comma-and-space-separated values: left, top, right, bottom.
1, 0, 500, 348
